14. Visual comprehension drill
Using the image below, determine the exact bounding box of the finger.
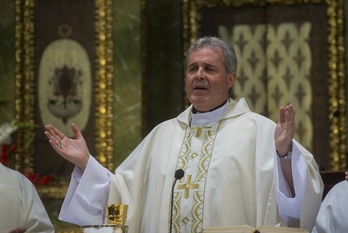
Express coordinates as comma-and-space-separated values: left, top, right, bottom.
278, 106, 286, 124
48, 138, 64, 153
284, 111, 295, 137
286, 104, 295, 121
71, 123, 82, 139
45, 124, 65, 140
44, 126, 63, 150
44, 129, 62, 148
286, 105, 295, 131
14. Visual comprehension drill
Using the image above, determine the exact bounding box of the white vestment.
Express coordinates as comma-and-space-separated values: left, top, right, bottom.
60, 98, 323, 233
312, 180, 348, 233
0, 163, 54, 232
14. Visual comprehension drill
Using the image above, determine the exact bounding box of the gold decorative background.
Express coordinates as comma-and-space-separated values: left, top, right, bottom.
15, 0, 114, 232
15, 0, 114, 185
182, 0, 346, 171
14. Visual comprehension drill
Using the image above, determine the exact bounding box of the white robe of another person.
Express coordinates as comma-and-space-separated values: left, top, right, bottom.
59, 98, 323, 233
0, 163, 54, 232
312, 180, 348, 233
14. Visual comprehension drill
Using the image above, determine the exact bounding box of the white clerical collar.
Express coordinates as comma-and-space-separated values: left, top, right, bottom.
190, 101, 229, 127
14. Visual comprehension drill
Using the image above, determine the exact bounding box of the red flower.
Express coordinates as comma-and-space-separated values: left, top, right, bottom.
39, 175, 53, 185
0, 144, 11, 166
26, 172, 40, 184
8, 143, 17, 153
26, 172, 53, 186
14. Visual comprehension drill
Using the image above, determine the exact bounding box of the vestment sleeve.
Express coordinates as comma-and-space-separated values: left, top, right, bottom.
274, 141, 323, 230
59, 155, 111, 226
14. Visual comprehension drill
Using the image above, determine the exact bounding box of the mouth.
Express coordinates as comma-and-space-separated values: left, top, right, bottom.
193, 84, 208, 91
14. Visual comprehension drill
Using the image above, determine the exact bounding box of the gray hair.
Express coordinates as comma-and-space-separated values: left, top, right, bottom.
185, 36, 238, 74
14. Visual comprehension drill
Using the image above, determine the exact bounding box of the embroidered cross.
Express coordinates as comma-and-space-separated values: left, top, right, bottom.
177, 174, 200, 199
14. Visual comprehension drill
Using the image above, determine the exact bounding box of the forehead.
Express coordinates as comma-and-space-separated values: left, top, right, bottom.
188, 47, 224, 65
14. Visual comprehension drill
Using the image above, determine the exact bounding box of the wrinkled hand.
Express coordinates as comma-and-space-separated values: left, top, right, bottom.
8, 227, 26, 233
274, 104, 295, 156
45, 123, 90, 171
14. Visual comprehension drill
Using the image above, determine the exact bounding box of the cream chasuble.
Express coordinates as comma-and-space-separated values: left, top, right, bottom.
59, 98, 323, 233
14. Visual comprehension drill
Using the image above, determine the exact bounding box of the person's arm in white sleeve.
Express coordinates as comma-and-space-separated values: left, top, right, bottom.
59, 155, 112, 226
273, 104, 323, 230
274, 143, 307, 220
44, 123, 114, 225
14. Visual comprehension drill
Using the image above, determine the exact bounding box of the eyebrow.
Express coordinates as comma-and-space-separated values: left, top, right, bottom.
188, 62, 216, 68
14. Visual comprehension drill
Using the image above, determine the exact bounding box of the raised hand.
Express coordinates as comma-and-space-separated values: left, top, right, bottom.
44, 123, 90, 171
274, 104, 295, 156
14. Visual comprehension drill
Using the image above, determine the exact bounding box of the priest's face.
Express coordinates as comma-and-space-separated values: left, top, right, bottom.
185, 47, 235, 112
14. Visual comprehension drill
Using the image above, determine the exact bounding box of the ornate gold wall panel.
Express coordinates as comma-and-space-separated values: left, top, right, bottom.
182, 0, 346, 170
15, 0, 113, 232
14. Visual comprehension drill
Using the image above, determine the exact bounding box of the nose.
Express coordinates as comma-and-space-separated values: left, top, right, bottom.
195, 67, 205, 79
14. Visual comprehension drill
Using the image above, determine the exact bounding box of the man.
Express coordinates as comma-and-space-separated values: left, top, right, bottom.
45, 37, 323, 233
311, 171, 348, 233
0, 163, 54, 233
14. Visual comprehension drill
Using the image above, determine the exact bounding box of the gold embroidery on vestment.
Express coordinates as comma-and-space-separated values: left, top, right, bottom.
196, 128, 202, 137
172, 123, 221, 233
177, 175, 200, 199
